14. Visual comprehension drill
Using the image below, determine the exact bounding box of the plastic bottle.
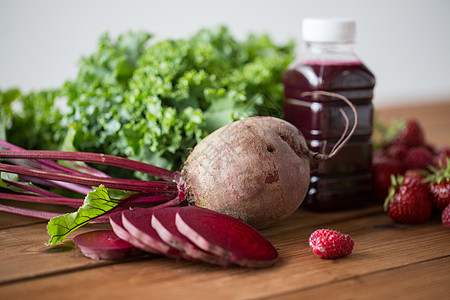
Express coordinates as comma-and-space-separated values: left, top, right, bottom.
282, 19, 376, 211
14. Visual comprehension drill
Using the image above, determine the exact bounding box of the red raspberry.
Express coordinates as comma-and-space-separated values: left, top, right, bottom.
309, 229, 354, 259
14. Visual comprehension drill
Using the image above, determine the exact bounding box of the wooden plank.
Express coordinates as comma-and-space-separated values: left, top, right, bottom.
0, 212, 46, 229
0, 212, 448, 299
272, 256, 450, 299
0, 223, 113, 284
0, 206, 380, 284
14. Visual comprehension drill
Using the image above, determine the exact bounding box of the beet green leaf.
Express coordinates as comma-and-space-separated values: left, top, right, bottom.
46, 185, 119, 245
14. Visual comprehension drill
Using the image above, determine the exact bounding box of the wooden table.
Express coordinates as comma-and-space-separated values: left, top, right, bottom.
1, 101, 449, 299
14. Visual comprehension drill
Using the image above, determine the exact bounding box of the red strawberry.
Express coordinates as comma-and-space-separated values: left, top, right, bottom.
433, 147, 450, 168
384, 175, 432, 224
373, 154, 404, 201
309, 229, 354, 259
403, 169, 426, 181
425, 158, 450, 212
385, 144, 408, 162
430, 182, 450, 212
403, 147, 433, 170
392, 119, 426, 148
442, 204, 450, 228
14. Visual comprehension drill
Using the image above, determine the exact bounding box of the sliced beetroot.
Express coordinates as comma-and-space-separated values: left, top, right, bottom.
73, 229, 143, 260
122, 208, 184, 258
151, 207, 228, 266
175, 206, 278, 268
109, 211, 156, 254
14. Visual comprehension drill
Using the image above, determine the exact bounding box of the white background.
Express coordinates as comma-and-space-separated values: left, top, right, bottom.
1, 0, 449, 108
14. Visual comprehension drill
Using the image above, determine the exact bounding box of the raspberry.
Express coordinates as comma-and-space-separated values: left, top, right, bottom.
309, 229, 354, 259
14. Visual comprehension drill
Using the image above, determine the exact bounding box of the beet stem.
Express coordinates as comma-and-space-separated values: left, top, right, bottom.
0, 192, 82, 206
0, 148, 175, 181
0, 140, 111, 179
2, 179, 73, 198
0, 203, 111, 223
121, 193, 175, 206
0, 162, 177, 192
0, 203, 61, 220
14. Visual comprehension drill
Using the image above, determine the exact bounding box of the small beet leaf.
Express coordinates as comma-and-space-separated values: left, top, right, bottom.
46, 185, 119, 245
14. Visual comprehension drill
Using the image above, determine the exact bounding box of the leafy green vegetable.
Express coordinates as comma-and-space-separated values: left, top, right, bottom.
0, 88, 21, 141
7, 26, 294, 177
6, 89, 64, 151
46, 185, 120, 245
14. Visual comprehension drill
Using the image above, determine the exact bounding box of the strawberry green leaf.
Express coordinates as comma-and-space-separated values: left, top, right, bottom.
46, 185, 119, 245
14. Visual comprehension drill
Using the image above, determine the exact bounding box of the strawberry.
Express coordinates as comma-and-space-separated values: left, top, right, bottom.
442, 204, 450, 228
430, 182, 450, 212
425, 158, 450, 212
391, 119, 426, 148
309, 229, 354, 259
384, 174, 432, 224
403, 168, 426, 180
403, 146, 433, 170
385, 144, 408, 162
372, 154, 404, 201
433, 147, 450, 168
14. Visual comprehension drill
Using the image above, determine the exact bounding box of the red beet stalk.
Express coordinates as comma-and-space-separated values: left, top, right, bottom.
0, 139, 185, 222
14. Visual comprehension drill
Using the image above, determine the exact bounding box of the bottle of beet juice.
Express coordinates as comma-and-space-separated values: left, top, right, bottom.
283, 19, 376, 211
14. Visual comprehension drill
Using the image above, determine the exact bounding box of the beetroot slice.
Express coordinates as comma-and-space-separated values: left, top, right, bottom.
151, 207, 228, 266
109, 211, 156, 254
73, 229, 143, 260
175, 206, 278, 268
122, 208, 183, 258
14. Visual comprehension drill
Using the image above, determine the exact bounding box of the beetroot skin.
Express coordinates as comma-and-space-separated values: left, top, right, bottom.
182, 116, 311, 228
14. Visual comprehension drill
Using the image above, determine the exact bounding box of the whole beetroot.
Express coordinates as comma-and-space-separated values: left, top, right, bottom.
182, 117, 311, 228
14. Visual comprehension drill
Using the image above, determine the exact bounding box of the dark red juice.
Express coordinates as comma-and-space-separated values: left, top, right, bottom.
283, 61, 376, 210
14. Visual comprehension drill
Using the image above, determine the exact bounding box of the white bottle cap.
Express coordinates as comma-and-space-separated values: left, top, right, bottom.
302, 18, 356, 42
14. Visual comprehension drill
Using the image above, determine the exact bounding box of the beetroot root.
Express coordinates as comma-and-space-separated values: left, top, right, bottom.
109, 211, 157, 254
121, 208, 185, 259
182, 116, 311, 228
73, 230, 143, 260
175, 206, 278, 268
151, 207, 228, 266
